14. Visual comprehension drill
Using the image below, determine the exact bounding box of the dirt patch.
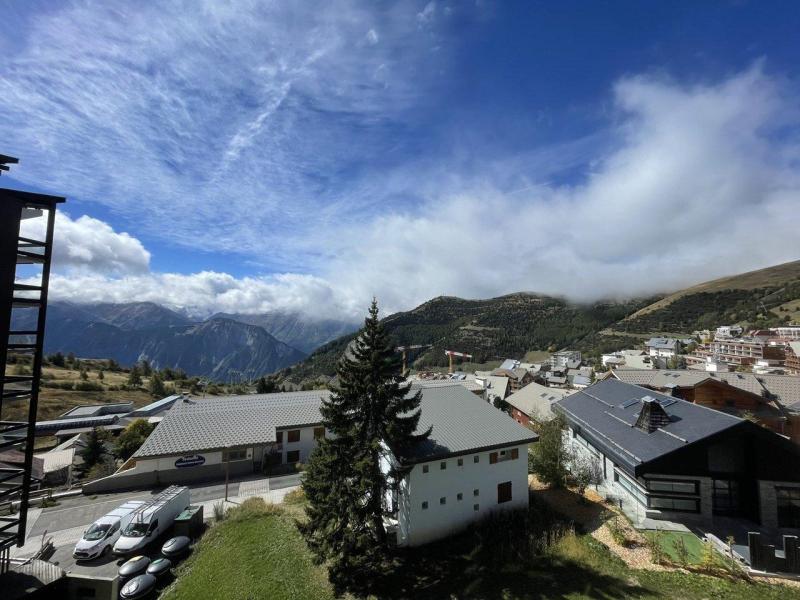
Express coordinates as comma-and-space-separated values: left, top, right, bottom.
592, 520, 668, 572
528, 475, 607, 532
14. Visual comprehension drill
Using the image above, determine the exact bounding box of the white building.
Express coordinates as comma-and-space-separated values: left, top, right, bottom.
716, 325, 743, 339
85, 385, 538, 549
775, 326, 800, 340
382, 385, 536, 546
644, 338, 680, 358
550, 350, 581, 369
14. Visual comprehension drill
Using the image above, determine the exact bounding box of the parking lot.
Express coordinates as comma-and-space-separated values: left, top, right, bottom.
12, 472, 302, 560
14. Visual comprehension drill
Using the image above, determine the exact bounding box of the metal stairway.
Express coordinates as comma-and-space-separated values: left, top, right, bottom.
0, 154, 64, 572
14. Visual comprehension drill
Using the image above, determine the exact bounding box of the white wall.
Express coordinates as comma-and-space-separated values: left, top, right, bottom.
391, 444, 530, 547
276, 424, 322, 464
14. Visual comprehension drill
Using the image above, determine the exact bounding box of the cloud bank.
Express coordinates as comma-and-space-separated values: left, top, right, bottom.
32, 65, 800, 320
1, 2, 798, 320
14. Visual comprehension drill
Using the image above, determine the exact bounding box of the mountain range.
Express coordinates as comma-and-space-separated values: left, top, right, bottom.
27, 259, 800, 383
16, 302, 357, 381
280, 260, 800, 385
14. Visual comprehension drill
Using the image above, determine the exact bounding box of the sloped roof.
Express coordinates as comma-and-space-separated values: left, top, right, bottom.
135, 385, 536, 462
128, 394, 183, 417
135, 390, 328, 457
506, 381, 572, 421
645, 338, 679, 349
395, 384, 538, 463
612, 368, 800, 407
554, 379, 742, 476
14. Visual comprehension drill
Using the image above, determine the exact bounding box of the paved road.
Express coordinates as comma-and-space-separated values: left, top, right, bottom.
29, 473, 301, 537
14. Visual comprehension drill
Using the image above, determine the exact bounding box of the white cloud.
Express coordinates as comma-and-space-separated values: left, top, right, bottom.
417, 2, 436, 25
0, 1, 443, 270
21, 212, 150, 275
8, 16, 800, 325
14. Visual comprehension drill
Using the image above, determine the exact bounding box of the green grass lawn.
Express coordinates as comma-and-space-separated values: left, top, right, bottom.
161, 500, 795, 600
160, 502, 335, 600
643, 530, 705, 565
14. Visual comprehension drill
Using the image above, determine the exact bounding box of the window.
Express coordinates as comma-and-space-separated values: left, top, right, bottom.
497, 481, 512, 504
646, 479, 699, 495
473, 488, 479, 497
148, 520, 159, 535
287, 430, 301, 443
422, 465, 429, 473
286, 450, 300, 464
440, 497, 446, 505
457, 493, 463, 501
473, 455, 479, 464
224, 449, 248, 461
440, 461, 447, 470
712, 480, 740, 515
473, 504, 479, 511
276, 431, 283, 444
457, 458, 463, 467
614, 470, 647, 506
777, 487, 800, 528
648, 497, 699, 513
421, 501, 428, 510
490, 450, 516, 464
313, 427, 325, 439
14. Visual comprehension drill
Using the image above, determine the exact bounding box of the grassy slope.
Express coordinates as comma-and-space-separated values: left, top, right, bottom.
161, 509, 335, 600
161, 506, 793, 600
625, 259, 800, 320
2, 364, 173, 422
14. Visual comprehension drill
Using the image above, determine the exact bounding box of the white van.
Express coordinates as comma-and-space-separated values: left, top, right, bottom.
73, 500, 146, 560
113, 486, 190, 557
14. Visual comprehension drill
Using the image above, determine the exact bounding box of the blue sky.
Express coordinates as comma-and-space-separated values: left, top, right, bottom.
2, 1, 799, 319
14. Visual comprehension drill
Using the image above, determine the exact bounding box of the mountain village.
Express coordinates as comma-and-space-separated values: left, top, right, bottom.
2, 182, 800, 599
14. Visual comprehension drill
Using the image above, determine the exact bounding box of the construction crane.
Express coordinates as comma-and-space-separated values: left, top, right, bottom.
445, 350, 473, 374
395, 344, 432, 374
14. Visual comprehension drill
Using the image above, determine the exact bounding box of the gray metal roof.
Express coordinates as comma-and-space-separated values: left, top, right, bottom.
506, 381, 571, 421
612, 368, 800, 407
127, 394, 183, 417
395, 384, 538, 463
135, 384, 537, 462
60, 403, 133, 419
135, 390, 329, 457
554, 379, 741, 476
645, 337, 680, 349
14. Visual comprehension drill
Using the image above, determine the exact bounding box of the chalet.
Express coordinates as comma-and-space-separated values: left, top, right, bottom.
644, 337, 680, 358
505, 381, 571, 425
611, 368, 800, 444
555, 379, 800, 529
490, 367, 534, 392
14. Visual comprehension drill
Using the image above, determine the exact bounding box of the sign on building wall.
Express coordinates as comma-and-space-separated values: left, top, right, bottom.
175, 454, 206, 468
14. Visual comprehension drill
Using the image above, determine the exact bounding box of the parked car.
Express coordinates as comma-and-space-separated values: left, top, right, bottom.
113, 486, 190, 556
73, 500, 146, 560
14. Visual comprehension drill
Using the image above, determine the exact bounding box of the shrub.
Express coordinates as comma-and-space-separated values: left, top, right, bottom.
212, 501, 226, 523
672, 535, 689, 566
647, 530, 666, 564
606, 516, 630, 548
74, 381, 103, 392
283, 488, 306, 505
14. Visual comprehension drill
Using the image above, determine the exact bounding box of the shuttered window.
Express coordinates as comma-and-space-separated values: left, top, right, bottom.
489, 452, 498, 464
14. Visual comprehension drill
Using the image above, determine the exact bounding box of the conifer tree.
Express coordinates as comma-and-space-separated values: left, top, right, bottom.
302, 299, 429, 594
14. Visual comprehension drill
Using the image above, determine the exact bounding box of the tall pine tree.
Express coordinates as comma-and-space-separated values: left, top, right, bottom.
302, 299, 429, 594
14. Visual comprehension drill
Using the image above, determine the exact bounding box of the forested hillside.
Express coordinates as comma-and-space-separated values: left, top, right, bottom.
613, 261, 800, 334
279, 293, 651, 384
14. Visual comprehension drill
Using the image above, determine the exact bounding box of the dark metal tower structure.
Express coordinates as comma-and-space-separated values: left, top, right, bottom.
0, 154, 64, 571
